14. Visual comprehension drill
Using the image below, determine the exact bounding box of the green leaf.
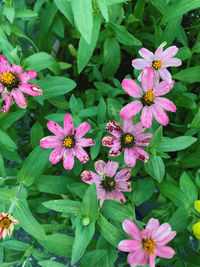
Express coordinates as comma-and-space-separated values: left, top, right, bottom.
79, 106, 97, 117
157, 136, 197, 152
30, 122, 44, 149
43, 200, 81, 214
17, 146, 51, 186
0, 152, 6, 177
107, 98, 123, 121
182, 152, 200, 168
189, 108, 200, 129
168, 207, 192, 232
0, 110, 26, 130
71, 218, 95, 265
97, 97, 106, 124
2, 240, 29, 251
176, 47, 192, 61
80, 249, 107, 267
77, 14, 101, 72
38, 260, 66, 267
180, 172, 198, 204
3, 7, 15, 23
91, 131, 103, 160
132, 178, 155, 206
15, 9, 38, 18
145, 155, 165, 183
71, 0, 93, 44
105, 0, 128, 4
149, 126, 163, 148
54, 0, 73, 24
81, 183, 98, 221
173, 67, 200, 83
97, 0, 109, 22
0, 128, 17, 150
109, 22, 142, 46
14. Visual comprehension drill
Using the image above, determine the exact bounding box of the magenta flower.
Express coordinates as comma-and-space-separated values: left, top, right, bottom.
118, 218, 176, 267
81, 160, 132, 207
132, 45, 182, 81
120, 67, 176, 128
102, 118, 152, 167
40, 114, 95, 170
0, 213, 19, 239
0, 55, 42, 113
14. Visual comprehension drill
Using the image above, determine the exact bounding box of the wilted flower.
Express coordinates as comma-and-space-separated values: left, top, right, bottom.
40, 114, 95, 170
0, 213, 19, 239
102, 118, 152, 167
118, 218, 176, 267
120, 67, 176, 128
81, 160, 132, 207
132, 45, 182, 82
0, 55, 42, 113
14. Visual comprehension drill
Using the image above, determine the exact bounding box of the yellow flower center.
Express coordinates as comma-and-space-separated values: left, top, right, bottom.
0, 71, 16, 85
110, 181, 114, 186
152, 60, 162, 70
144, 89, 155, 105
143, 238, 156, 255
124, 134, 133, 144
63, 136, 73, 148
0, 217, 11, 229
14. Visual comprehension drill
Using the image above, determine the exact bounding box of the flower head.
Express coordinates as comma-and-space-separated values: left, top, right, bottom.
0, 213, 19, 239
0, 55, 42, 113
120, 67, 176, 128
81, 160, 132, 207
118, 218, 176, 267
102, 118, 152, 167
192, 222, 200, 239
40, 114, 95, 170
132, 45, 182, 82
194, 200, 200, 213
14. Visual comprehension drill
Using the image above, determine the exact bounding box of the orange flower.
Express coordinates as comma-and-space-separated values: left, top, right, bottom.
0, 213, 19, 239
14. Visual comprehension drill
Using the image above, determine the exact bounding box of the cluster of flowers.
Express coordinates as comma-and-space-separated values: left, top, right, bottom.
0, 45, 181, 266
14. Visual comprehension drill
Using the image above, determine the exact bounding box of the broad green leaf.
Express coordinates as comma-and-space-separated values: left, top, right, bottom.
80, 249, 107, 267
182, 152, 200, 168
17, 146, 51, 186
107, 98, 123, 121
54, 0, 73, 24
105, 0, 128, 4
3, 7, 15, 23
97, 0, 109, 22
66, 183, 88, 199
189, 108, 200, 129
145, 155, 165, 183
173, 67, 200, 83
132, 178, 155, 206
180, 172, 198, 204
30, 122, 44, 149
91, 131, 103, 160
15, 9, 38, 18
0, 110, 26, 130
176, 47, 192, 61
149, 126, 163, 148
39, 2, 57, 36
149, 0, 168, 14
0, 146, 21, 164
0, 128, 17, 150
43, 199, 81, 214
157, 136, 197, 152
44, 113, 65, 123
0, 152, 6, 177
38, 260, 66, 267
2, 240, 29, 251
169, 207, 192, 232
71, 0, 93, 44
81, 183, 98, 221
95, 82, 121, 97
97, 97, 106, 124
79, 106, 97, 117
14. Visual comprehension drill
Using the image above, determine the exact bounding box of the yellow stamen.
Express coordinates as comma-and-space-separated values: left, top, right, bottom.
144, 89, 155, 105
0, 71, 16, 85
63, 136, 73, 147
124, 134, 133, 144
143, 238, 156, 255
0, 218, 11, 229
110, 181, 114, 186
152, 60, 162, 70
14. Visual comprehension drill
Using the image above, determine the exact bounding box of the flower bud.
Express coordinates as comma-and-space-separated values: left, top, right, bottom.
82, 216, 90, 226
192, 222, 200, 239
194, 200, 200, 213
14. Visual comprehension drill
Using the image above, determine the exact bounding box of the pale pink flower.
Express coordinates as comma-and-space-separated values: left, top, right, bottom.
0, 55, 42, 113
81, 160, 132, 207
132, 45, 182, 81
102, 118, 152, 167
0, 213, 19, 239
118, 218, 176, 267
40, 114, 95, 170
120, 67, 176, 128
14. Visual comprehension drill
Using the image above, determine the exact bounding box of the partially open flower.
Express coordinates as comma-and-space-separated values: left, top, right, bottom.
0, 213, 19, 239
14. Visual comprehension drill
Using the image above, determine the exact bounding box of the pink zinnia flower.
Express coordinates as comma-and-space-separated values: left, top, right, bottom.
132, 45, 182, 81
102, 118, 152, 167
81, 160, 132, 207
40, 114, 95, 170
0, 212, 19, 239
120, 67, 176, 128
118, 218, 176, 267
0, 55, 42, 113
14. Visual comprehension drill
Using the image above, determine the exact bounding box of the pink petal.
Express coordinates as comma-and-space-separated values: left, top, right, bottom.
47, 121, 66, 138
135, 133, 152, 146
76, 137, 95, 147
146, 218, 160, 231
74, 122, 90, 138
132, 58, 150, 70
153, 80, 174, 96
122, 78, 143, 98
131, 121, 147, 137
118, 239, 141, 252
0, 229, 3, 239
139, 48, 154, 61
11, 65, 22, 75
115, 168, 132, 181
157, 231, 176, 246
124, 148, 137, 167
40, 136, 62, 148
140, 229, 153, 239
133, 146, 149, 162
149, 254, 156, 267
158, 68, 172, 81
105, 120, 122, 137
0, 58, 11, 73
63, 149, 75, 170
102, 135, 120, 148
154, 47, 163, 60
1, 93, 12, 113
163, 46, 178, 59
63, 114, 74, 135
2, 228, 7, 239
151, 105, 169, 126
49, 147, 65, 164
155, 246, 175, 259
122, 118, 134, 133
154, 97, 176, 112
152, 223, 171, 240
162, 58, 182, 68
18, 83, 42, 96
81, 170, 101, 184
95, 160, 106, 174
108, 143, 122, 157
122, 220, 141, 240
0, 84, 4, 93
116, 181, 131, 192
74, 147, 89, 163
11, 89, 27, 109
112, 190, 126, 203
140, 106, 153, 129
18, 70, 37, 83
120, 101, 143, 119
141, 67, 155, 91
127, 249, 148, 266
105, 160, 119, 177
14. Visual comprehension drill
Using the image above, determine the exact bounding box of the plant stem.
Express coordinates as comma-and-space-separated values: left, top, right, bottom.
8, 183, 24, 213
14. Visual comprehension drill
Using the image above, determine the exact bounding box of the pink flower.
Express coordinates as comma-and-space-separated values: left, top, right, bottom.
0, 55, 42, 113
132, 45, 182, 81
0, 213, 19, 239
118, 218, 176, 267
102, 118, 152, 167
120, 67, 176, 128
40, 114, 95, 170
81, 160, 132, 207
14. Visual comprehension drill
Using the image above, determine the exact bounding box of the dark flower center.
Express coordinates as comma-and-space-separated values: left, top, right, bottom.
0, 71, 19, 91
63, 135, 75, 148
101, 176, 116, 192
142, 238, 156, 255
152, 60, 162, 70
0, 217, 11, 228
141, 89, 155, 106
120, 133, 135, 148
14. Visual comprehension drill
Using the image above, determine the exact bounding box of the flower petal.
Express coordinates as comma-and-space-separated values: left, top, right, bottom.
108, 143, 122, 157
132, 58, 150, 69
154, 47, 163, 60
102, 135, 120, 148
154, 97, 176, 112
146, 218, 160, 231
152, 222, 172, 240
105, 120, 122, 137
122, 118, 134, 133
18, 83, 42, 96
112, 190, 126, 203
11, 89, 27, 109
1, 93, 12, 113
122, 220, 141, 240
18, 70, 37, 83
76, 137, 95, 147
116, 181, 131, 192
151, 104, 169, 126
139, 48, 154, 61
135, 133, 152, 146
134, 146, 149, 162
11, 65, 22, 75
115, 168, 132, 181
81, 170, 101, 184
124, 147, 137, 167
122, 78, 143, 98
120, 101, 143, 119
63, 149, 75, 170
47, 121, 66, 138
155, 246, 175, 259
95, 160, 106, 174
49, 147, 65, 164
118, 239, 141, 252
2, 228, 7, 239
149, 254, 156, 267
140, 106, 153, 129
74, 147, 90, 163
163, 46, 178, 59
162, 58, 182, 68
131, 121, 147, 137
0, 84, 4, 93
105, 160, 119, 177
74, 122, 90, 138
157, 231, 176, 246
158, 68, 172, 81
127, 249, 148, 266
63, 114, 74, 135
141, 67, 155, 91
40, 136, 62, 148
0, 58, 11, 73
153, 80, 174, 96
